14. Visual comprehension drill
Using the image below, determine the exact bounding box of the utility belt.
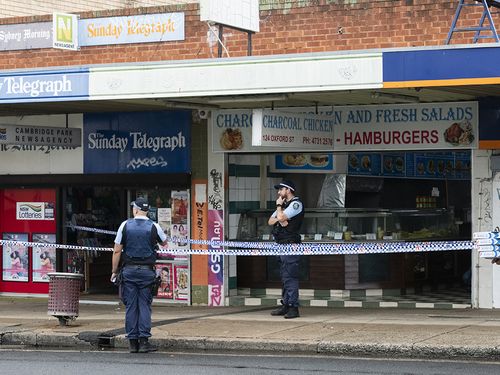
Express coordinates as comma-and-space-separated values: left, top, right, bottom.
122, 252, 156, 268
123, 264, 154, 270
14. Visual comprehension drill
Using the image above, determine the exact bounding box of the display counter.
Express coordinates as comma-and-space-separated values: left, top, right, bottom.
236, 208, 463, 243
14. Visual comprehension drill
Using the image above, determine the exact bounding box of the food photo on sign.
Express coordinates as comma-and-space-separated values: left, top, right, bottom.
220, 128, 243, 150
443, 120, 474, 146
271, 153, 341, 173
348, 153, 381, 176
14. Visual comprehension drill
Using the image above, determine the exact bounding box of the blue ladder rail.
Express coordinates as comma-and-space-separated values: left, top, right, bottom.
445, 0, 500, 44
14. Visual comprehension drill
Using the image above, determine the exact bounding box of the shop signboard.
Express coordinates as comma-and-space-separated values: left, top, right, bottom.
0, 22, 52, 51
83, 111, 191, 173
0, 13, 184, 52
215, 102, 477, 153
0, 69, 89, 103
79, 12, 185, 46
334, 102, 478, 151
252, 109, 335, 149
53, 13, 79, 51
16, 202, 55, 220
0, 124, 81, 147
212, 109, 332, 153
0, 114, 83, 175
212, 109, 258, 152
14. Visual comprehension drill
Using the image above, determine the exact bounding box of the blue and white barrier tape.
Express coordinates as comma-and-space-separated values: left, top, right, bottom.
0, 239, 112, 252
66, 223, 117, 236
66, 224, 473, 253
0, 238, 473, 256
0, 223, 473, 256
473, 231, 500, 259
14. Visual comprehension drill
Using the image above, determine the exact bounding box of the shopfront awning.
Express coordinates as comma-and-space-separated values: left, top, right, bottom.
1, 44, 500, 116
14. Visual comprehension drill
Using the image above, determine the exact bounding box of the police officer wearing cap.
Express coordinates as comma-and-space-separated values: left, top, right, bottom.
268, 180, 304, 319
111, 197, 167, 353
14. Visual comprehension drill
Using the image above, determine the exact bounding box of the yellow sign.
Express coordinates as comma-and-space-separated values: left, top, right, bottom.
53, 13, 78, 50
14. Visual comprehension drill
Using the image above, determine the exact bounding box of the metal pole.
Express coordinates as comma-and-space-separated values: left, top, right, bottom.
247, 32, 252, 56
218, 25, 224, 58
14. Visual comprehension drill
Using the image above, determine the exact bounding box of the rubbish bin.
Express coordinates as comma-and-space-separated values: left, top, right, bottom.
47, 272, 84, 326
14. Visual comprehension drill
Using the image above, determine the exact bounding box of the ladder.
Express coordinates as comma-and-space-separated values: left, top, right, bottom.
445, 0, 500, 44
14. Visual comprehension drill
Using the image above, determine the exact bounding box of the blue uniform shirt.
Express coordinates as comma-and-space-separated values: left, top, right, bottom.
271, 198, 303, 221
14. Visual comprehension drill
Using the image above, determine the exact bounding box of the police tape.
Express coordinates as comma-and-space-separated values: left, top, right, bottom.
2, 235, 473, 257
66, 223, 117, 235
66, 223, 473, 254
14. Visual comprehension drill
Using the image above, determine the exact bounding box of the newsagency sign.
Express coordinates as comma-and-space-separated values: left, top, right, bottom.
0, 22, 52, 51
0, 124, 81, 147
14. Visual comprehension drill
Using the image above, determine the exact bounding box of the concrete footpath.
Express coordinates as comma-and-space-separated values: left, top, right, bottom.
2, 296, 500, 360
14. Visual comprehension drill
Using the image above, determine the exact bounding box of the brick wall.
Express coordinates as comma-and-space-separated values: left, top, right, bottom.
0, 0, 196, 18
0, 0, 495, 70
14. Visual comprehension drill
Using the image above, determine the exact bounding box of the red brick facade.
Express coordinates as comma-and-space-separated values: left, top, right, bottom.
0, 1, 493, 70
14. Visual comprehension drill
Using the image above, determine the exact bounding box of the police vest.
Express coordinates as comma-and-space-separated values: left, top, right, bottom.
121, 218, 159, 266
272, 197, 304, 244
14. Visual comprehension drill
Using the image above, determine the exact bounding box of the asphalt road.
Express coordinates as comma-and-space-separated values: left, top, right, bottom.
1, 349, 500, 375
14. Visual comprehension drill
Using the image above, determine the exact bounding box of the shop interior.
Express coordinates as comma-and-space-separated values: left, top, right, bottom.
236, 151, 471, 293
63, 185, 185, 295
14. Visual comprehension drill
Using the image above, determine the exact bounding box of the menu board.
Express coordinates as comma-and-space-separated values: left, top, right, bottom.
271, 153, 347, 173
348, 153, 382, 176
348, 151, 470, 180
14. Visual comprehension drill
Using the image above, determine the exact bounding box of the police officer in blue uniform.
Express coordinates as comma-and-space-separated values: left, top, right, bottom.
111, 197, 167, 353
268, 180, 304, 319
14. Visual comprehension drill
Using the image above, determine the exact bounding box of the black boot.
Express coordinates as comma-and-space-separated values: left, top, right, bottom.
284, 306, 300, 319
138, 337, 157, 353
270, 304, 289, 316
129, 339, 139, 353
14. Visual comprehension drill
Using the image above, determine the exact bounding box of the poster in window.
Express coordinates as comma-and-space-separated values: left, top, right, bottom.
170, 223, 189, 252
171, 190, 188, 224
32, 233, 56, 282
173, 264, 189, 301
155, 263, 173, 299
2, 233, 29, 282
157, 208, 174, 260
170, 190, 190, 259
